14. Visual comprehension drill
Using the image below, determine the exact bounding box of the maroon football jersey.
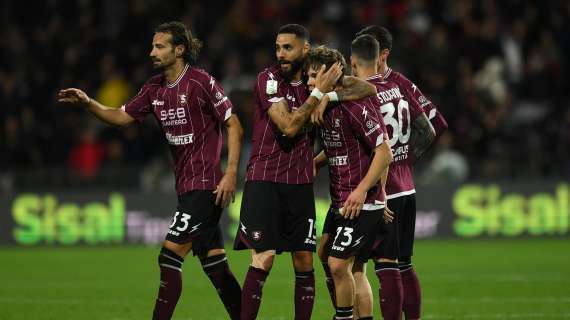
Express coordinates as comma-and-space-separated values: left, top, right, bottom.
367, 70, 425, 199
122, 64, 233, 195
320, 96, 387, 209
386, 71, 448, 140
246, 65, 314, 184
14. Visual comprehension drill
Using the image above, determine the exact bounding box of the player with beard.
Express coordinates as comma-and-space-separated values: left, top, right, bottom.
58, 21, 243, 320
234, 24, 376, 320
356, 26, 447, 320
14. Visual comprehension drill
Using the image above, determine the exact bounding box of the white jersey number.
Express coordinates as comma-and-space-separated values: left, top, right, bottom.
380, 99, 411, 147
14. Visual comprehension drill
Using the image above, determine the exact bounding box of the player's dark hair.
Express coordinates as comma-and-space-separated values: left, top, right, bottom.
155, 21, 202, 64
356, 25, 393, 51
305, 45, 347, 77
351, 34, 379, 63
278, 24, 310, 42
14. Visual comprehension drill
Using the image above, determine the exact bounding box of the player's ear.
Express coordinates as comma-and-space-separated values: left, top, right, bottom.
303, 41, 310, 54
175, 44, 184, 58
350, 56, 358, 76
380, 49, 390, 63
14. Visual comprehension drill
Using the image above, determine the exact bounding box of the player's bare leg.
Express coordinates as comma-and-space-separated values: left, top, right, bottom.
152, 240, 192, 320
329, 256, 356, 320
241, 249, 275, 320
292, 251, 315, 320
318, 233, 337, 311
375, 257, 403, 320
353, 261, 373, 319
199, 248, 241, 320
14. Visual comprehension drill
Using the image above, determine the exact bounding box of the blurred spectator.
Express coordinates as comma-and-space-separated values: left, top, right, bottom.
1, 0, 568, 192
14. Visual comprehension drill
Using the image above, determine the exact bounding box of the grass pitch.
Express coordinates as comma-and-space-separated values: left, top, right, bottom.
1, 239, 569, 319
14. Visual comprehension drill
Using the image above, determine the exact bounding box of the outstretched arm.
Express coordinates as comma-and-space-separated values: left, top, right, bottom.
214, 114, 244, 208
410, 113, 436, 162
58, 88, 135, 126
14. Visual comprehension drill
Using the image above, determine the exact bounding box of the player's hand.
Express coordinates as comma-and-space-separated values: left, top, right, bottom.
383, 205, 394, 224
342, 186, 366, 220
57, 88, 91, 107
312, 159, 319, 178
315, 62, 342, 93
213, 172, 236, 208
311, 94, 329, 126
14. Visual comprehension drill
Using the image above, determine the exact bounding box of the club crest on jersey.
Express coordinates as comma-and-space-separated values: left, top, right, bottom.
334, 118, 341, 128
252, 231, 263, 242
179, 94, 187, 105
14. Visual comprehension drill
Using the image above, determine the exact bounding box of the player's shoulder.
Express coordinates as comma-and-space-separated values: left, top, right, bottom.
387, 69, 413, 87
188, 66, 217, 85
257, 65, 283, 82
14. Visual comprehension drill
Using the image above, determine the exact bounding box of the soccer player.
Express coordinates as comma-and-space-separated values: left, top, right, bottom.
58, 21, 243, 320
308, 45, 393, 320
234, 24, 376, 320
356, 26, 448, 320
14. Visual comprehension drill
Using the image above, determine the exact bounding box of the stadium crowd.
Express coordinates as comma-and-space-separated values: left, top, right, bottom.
1, 0, 569, 191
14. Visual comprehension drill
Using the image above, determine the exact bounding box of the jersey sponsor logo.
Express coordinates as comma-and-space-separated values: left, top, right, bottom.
328, 155, 348, 166
214, 96, 228, 107
152, 99, 165, 107
160, 107, 188, 126
321, 129, 342, 147
418, 95, 431, 107
286, 93, 296, 103
377, 87, 404, 104
165, 133, 194, 145
392, 144, 409, 162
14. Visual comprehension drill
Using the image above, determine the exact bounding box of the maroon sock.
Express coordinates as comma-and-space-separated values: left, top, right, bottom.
375, 262, 403, 320
153, 248, 184, 320
241, 266, 269, 320
400, 264, 421, 320
322, 262, 337, 309
201, 254, 241, 320
294, 270, 315, 320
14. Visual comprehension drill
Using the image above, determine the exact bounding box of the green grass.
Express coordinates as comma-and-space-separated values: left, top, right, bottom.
1, 239, 569, 319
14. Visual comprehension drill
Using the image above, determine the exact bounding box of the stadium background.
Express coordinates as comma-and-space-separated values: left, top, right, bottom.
1, 0, 569, 319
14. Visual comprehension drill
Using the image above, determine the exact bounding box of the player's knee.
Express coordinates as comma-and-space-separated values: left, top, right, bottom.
328, 257, 351, 279
292, 251, 313, 272
398, 256, 413, 272
200, 252, 228, 274
158, 247, 185, 271
251, 249, 275, 271
317, 233, 330, 262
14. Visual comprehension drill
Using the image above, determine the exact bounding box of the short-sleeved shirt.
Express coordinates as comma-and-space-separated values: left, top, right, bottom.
367, 70, 425, 199
319, 96, 387, 209
121, 64, 233, 195
246, 65, 314, 184
386, 71, 448, 140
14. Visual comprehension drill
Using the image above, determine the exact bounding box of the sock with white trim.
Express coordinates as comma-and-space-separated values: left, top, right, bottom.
335, 306, 353, 319
152, 247, 184, 320
399, 259, 421, 320
375, 261, 403, 320
201, 254, 241, 320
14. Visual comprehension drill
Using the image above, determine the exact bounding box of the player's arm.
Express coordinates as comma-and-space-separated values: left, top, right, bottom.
344, 141, 393, 219
268, 63, 341, 137
410, 113, 436, 162
215, 114, 244, 208
58, 88, 135, 126
334, 76, 377, 101
313, 150, 327, 177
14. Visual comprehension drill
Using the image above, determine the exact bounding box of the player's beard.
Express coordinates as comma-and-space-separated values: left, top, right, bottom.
279, 56, 304, 80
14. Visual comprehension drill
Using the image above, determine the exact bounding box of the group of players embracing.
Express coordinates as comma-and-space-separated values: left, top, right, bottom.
59, 20, 447, 320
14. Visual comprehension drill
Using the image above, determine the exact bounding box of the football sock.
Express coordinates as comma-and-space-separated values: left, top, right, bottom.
201, 254, 241, 320
375, 261, 403, 320
294, 270, 315, 320
399, 260, 421, 320
241, 266, 269, 320
322, 261, 338, 308
152, 247, 184, 320
335, 306, 354, 319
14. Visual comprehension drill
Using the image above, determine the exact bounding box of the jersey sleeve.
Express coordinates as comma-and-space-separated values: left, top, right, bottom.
346, 102, 386, 150
255, 70, 284, 112
398, 74, 448, 137
121, 81, 154, 123
202, 75, 233, 123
